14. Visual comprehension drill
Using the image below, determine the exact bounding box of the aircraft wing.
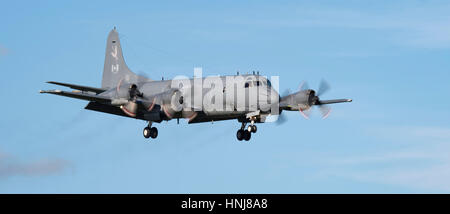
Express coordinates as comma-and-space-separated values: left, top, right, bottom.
40, 90, 111, 103
46, 81, 107, 94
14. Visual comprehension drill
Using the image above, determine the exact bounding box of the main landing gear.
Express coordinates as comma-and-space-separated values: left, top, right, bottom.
143, 122, 158, 139
236, 120, 257, 142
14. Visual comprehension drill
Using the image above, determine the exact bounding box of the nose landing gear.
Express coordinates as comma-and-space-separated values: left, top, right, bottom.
248, 125, 257, 133
236, 119, 257, 142
236, 129, 251, 141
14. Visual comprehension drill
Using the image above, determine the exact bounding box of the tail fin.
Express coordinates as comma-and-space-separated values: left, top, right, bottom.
101, 27, 150, 89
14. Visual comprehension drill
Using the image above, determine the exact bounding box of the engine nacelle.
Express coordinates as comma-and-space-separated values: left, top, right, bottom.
281, 90, 312, 111
159, 90, 184, 119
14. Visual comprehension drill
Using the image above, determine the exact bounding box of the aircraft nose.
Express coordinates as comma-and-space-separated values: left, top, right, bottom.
269, 88, 279, 102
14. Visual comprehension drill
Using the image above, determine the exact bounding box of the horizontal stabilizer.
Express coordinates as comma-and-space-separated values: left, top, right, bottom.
46, 81, 107, 94
40, 90, 111, 103
319, 99, 352, 105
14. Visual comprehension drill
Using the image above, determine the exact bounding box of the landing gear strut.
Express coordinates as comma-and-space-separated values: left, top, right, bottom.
236, 119, 257, 142
248, 119, 257, 133
143, 122, 158, 139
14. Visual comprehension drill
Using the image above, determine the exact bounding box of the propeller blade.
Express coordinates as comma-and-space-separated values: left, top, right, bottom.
282, 89, 291, 97
121, 101, 138, 117
319, 105, 332, 119
317, 79, 330, 96
298, 81, 309, 92
282, 81, 308, 98
275, 113, 288, 125
299, 108, 310, 120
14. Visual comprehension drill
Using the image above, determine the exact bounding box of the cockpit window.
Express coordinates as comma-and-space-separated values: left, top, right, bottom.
245, 80, 265, 88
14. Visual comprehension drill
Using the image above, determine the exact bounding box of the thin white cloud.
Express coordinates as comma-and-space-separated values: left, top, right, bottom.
367, 125, 450, 143
0, 150, 71, 178
343, 163, 450, 192
327, 150, 441, 166
319, 125, 450, 192
317, 51, 383, 58
225, 4, 450, 49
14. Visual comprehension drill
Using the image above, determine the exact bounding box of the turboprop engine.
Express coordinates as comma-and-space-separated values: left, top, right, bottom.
110, 82, 184, 120
157, 89, 184, 119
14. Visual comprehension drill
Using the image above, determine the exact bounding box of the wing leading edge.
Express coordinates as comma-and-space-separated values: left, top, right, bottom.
39, 90, 111, 103
46, 81, 107, 94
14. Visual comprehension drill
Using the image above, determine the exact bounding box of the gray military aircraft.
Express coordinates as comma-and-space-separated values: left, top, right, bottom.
40, 28, 352, 141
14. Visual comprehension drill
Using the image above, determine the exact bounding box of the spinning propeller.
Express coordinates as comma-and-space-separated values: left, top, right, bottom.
277, 79, 352, 123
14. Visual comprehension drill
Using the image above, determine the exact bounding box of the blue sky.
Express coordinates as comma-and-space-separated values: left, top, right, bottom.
1, 0, 450, 193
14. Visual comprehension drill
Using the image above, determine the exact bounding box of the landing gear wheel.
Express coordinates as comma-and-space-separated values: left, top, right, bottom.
248, 125, 257, 133
236, 129, 244, 141
143, 127, 151, 138
150, 127, 158, 139
243, 130, 251, 141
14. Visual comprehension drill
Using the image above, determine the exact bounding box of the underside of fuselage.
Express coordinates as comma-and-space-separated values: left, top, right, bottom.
84, 101, 246, 124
